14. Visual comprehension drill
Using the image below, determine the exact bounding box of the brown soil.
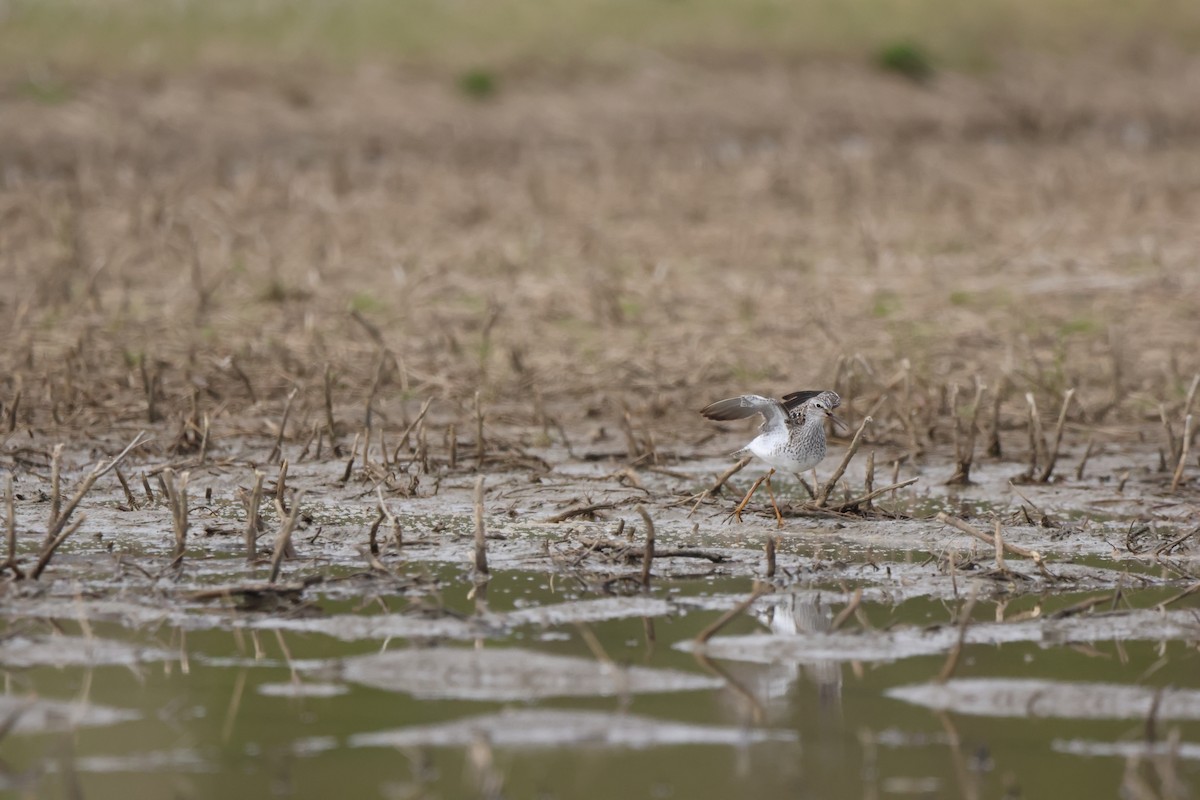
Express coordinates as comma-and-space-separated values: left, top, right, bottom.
3, 52, 1200, 444
1, 52, 1199, 593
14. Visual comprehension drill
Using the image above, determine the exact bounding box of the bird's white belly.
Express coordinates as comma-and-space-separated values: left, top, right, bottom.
747, 430, 798, 471
746, 427, 826, 472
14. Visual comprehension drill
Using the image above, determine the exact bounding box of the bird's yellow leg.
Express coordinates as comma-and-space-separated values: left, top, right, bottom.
727, 471, 769, 523
764, 469, 784, 528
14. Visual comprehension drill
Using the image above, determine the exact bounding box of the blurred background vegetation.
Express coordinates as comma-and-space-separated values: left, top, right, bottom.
3, 0, 1198, 73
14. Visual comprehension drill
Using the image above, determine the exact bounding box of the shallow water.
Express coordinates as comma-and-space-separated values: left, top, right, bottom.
3, 562, 1198, 799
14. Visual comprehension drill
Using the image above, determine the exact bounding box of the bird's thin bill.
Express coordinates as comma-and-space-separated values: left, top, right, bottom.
829, 413, 849, 432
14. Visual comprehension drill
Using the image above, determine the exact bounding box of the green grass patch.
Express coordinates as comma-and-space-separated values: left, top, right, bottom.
877, 41, 934, 82
458, 68, 498, 99
2, 0, 1198, 73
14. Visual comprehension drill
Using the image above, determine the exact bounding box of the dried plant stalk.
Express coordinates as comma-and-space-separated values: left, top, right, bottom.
862, 450, 876, 511
1075, 437, 1095, 480
3, 475, 21, 579
1170, 415, 1192, 492
5, 383, 19, 433
1025, 393, 1046, 480
323, 364, 339, 454
637, 505, 655, 590
376, 486, 402, 552
815, 416, 872, 507
340, 431, 360, 483
367, 509, 385, 556
268, 387, 299, 464
49, 444, 63, 536
986, 376, 1006, 458
684, 456, 751, 514
947, 381, 985, 485
162, 469, 190, 566
474, 391, 486, 468
936, 512, 1055, 580
392, 397, 434, 463
1038, 388, 1075, 483
993, 520, 1007, 572
114, 466, 136, 509
826, 476, 919, 513
472, 476, 488, 576
276, 459, 290, 515
30, 432, 148, 580
268, 491, 304, 584
243, 470, 264, 561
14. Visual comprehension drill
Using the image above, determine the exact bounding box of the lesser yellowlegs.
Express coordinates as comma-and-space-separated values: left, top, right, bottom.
700, 390, 842, 525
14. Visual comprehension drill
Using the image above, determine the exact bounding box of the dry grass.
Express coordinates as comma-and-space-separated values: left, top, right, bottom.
1, 50, 1199, 480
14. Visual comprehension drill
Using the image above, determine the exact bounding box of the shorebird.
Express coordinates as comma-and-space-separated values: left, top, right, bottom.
700, 390, 842, 526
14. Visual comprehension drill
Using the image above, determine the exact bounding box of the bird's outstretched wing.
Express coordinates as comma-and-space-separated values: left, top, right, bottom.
699, 394, 788, 429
